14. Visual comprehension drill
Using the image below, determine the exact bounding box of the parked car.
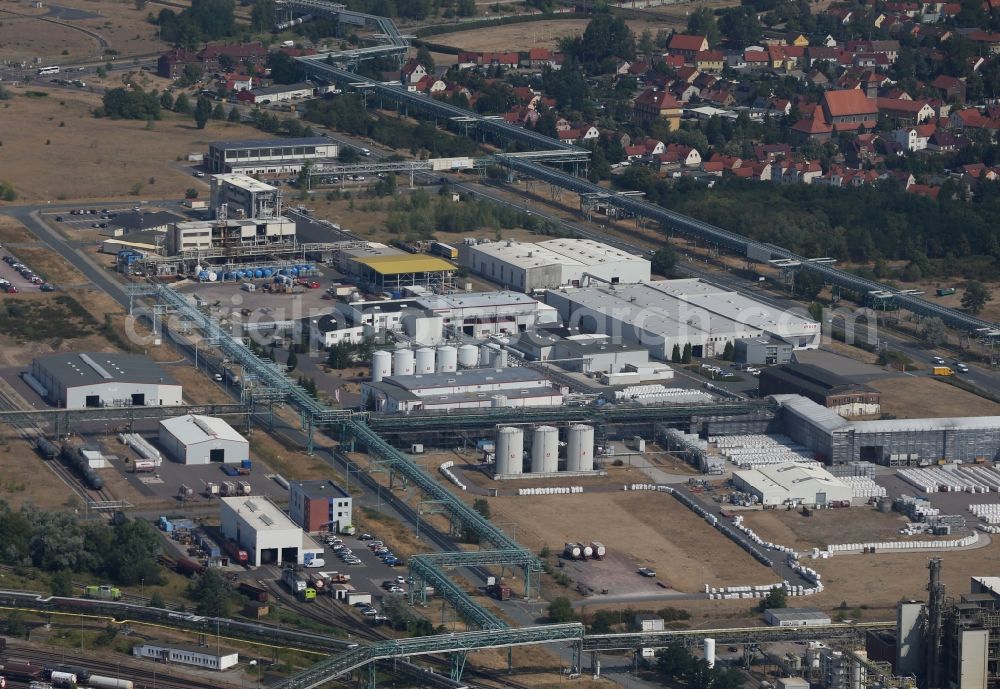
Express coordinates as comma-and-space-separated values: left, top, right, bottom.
638, 567, 656, 578
931, 356, 946, 365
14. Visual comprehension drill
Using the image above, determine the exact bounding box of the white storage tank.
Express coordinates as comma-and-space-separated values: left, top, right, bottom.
531, 426, 559, 473
590, 541, 606, 559
393, 348, 414, 376
371, 350, 392, 382
437, 345, 458, 373
490, 348, 509, 368
563, 542, 582, 559
704, 638, 716, 668
491, 394, 508, 408
566, 424, 595, 472
458, 344, 479, 368
415, 347, 436, 374
582, 543, 594, 558
495, 427, 523, 476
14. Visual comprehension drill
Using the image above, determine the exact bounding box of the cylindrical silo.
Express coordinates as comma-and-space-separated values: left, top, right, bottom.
437, 345, 458, 373
491, 394, 507, 408
393, 348, 414, 376
704, 638, 716, 668
458, 344, 479, 368
490, 348, 508, 368
371, 350, 392, 382
566, 424, 595, 472
531, 426, 559, 473
480, 343, 499, 366
415, 347, 435, 374
495, 427, 523, 476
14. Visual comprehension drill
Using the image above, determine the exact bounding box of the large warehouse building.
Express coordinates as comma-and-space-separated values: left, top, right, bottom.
206, 137, 339, 175
459, 238, 651, 292
28, 353, 183, 409
362, 368, 563, 412
732, 462, 853, 507
158, 414, 249, 465
289, 479, 353, 534
220, 496, 323, 566
545, 279, 820, 360
774, 394, 1000, 465
759, 364, 880, 418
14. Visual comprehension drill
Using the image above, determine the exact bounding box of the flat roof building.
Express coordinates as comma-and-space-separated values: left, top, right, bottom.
168, 216, 295, 255
760, 364, 880, 418
29, 353, 182, 409
133, 642, 238, 670
545, 279, 820, 360
114, 210, 179, 234
209, 173, 281, 220
158, 414, 249, 465
733, 462, 853, 506
362, 367, 563, 413
289, 479, 353, 534
764, 608, 833, 627
220, 496, 322, 566
459, 238, 651, 292
206, 137, 339, 175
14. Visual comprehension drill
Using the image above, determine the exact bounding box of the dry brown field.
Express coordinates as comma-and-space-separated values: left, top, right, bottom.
0, 11, 100, 61
488, 491, 773, 592
0, 87, 264, 202
427, 17, 667, 52
869, 376, 1000, 418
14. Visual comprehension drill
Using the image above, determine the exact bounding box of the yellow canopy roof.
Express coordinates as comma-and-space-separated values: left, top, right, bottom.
354, 254, 455, 275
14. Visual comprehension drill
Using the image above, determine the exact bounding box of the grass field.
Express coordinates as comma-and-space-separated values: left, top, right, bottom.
0, 87, 264, 202
488, 491, 773, 592
869, 376, 1000, 418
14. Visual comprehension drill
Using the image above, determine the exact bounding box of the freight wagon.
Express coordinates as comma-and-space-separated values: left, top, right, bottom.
88, 676, 134, 689
238, 581, 269, 603
176, 556, 206, 577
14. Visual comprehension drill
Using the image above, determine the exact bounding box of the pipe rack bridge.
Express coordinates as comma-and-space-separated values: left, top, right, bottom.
276, 0, 409, 61
0, 402, 248, 433
271, 621, 892, 689
367, 400, 773, 432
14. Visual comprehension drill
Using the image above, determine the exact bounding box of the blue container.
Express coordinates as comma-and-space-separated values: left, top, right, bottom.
262, 268, 273, 278
198, 271, 209, 281
290, 268, 299, 277
254, 269, 263, 278
241, 459, 252, 469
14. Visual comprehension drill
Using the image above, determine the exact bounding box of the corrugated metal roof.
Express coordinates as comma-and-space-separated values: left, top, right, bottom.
160, 414, 247, 445
354, 254, 455, 275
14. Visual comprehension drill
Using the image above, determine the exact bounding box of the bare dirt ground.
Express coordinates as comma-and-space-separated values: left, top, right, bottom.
0, 11, 99, 61
0, 216, 34, 243
869, 376, 1000, 418
0, 87, 263, 202
427, 17, 667, 52
488, 491, 773, 592
741, 508, 915, 551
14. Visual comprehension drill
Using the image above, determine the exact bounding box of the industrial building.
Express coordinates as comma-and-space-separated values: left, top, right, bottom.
458, 238, 651, 292
351, 254, 456, 294
362, 367, 563, 413
167, 216, 296, 255
303, 315, 369, 349
288, 479, 353, 533
545, 279, 820, 360
764, 608, 833, 627
759, 364, 881, 418
774, 394, 1000, 465
735, 336, 794, 365
158, 414, 249, 465
113, 210, 179, 235
219, 496, 323, 565
209, 173, 282, 220
732, 462, 853, 506
133, 642, 238, 670
28, 353, 183, 409
206, 137, 339, 175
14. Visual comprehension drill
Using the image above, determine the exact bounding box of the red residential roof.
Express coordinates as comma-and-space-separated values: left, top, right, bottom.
792, 105, 834, 134
823, 89, 879, 117
635, 88, 681, 110
668, 34, 709, 52
696, 50, 724, 61
877, 97, 929, 113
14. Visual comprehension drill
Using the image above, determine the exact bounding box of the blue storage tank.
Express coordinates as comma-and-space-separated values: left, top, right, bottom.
254, 269, 263, 278
198, 271, 210, 281
262, 268, 273, 278
391, 290, 402, 299
290, 268, 299, 277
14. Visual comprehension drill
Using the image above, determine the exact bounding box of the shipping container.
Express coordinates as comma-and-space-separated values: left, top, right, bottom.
430, 241, 458, 260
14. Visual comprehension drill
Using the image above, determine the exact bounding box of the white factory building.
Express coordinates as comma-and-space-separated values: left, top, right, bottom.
732, 462, 853, 507
209, 173, 282, 220
544, 279, 820, 360
334, 290, 557, 343
133, 642, 239, 670
168, 216, 296, 255
158, 414, 249, 465
220, 496, 324, 566
459, 238, 651, 292
207, 137, 340, 175
362, 367, 563, 413
28, 353, 183, 410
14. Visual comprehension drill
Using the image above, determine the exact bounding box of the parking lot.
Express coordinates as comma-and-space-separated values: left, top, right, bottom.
0, 249, 49, 293
46, 206, 133, 231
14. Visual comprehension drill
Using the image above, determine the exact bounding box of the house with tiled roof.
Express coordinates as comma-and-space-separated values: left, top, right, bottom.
633, 88, 682, 129
198, 42, 266, 72
927, 130, 961, 151
745, 50, 770, 70
157, 48, 200, 78
656, 143, 702, 169
695, 51, 725, 72
968, 30, 1000, 53
401, 60, 427, 85
930, 75, 966, 103
877, 97, 935, 125
668, 34, 709, 59
754, 143, 793, 161
908, 183, 941, 199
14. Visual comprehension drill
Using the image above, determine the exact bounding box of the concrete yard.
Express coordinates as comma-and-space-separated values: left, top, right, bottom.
488, 491, 773, 593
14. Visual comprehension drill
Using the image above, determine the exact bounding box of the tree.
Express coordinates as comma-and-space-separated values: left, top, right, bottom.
326, 342, 354, 369
190, 569, 231, 617
759, 586, 787, 611
962, 281, 992, 314
194, 95, 212, 129
227, 107, 242, 123
250, 0, 275, 32
651, 245, 678, 277
286, 347, 298, 372
211, 102, 226, 120
681, 343, 692, 363
101, 87, 161, 120
340, 147, 360, 163
159, 91, 174, 110
656, 643, 694, 681
472, 498, 491, 520
685, 7, 719, 46
718, 6, 761, 47
416, 45, 435, 72
173, 92, 192, 114
671, 343, 682, 363
547, 596, 574, 622
296, 160, 314, 189
149, 591, 165, 608
590, 610, 615, 633
722, 341, 735, 361
50, 569, 73, 596
793, 270, 824, 300
267, 51, 300, 84
921, 316, 947, 346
